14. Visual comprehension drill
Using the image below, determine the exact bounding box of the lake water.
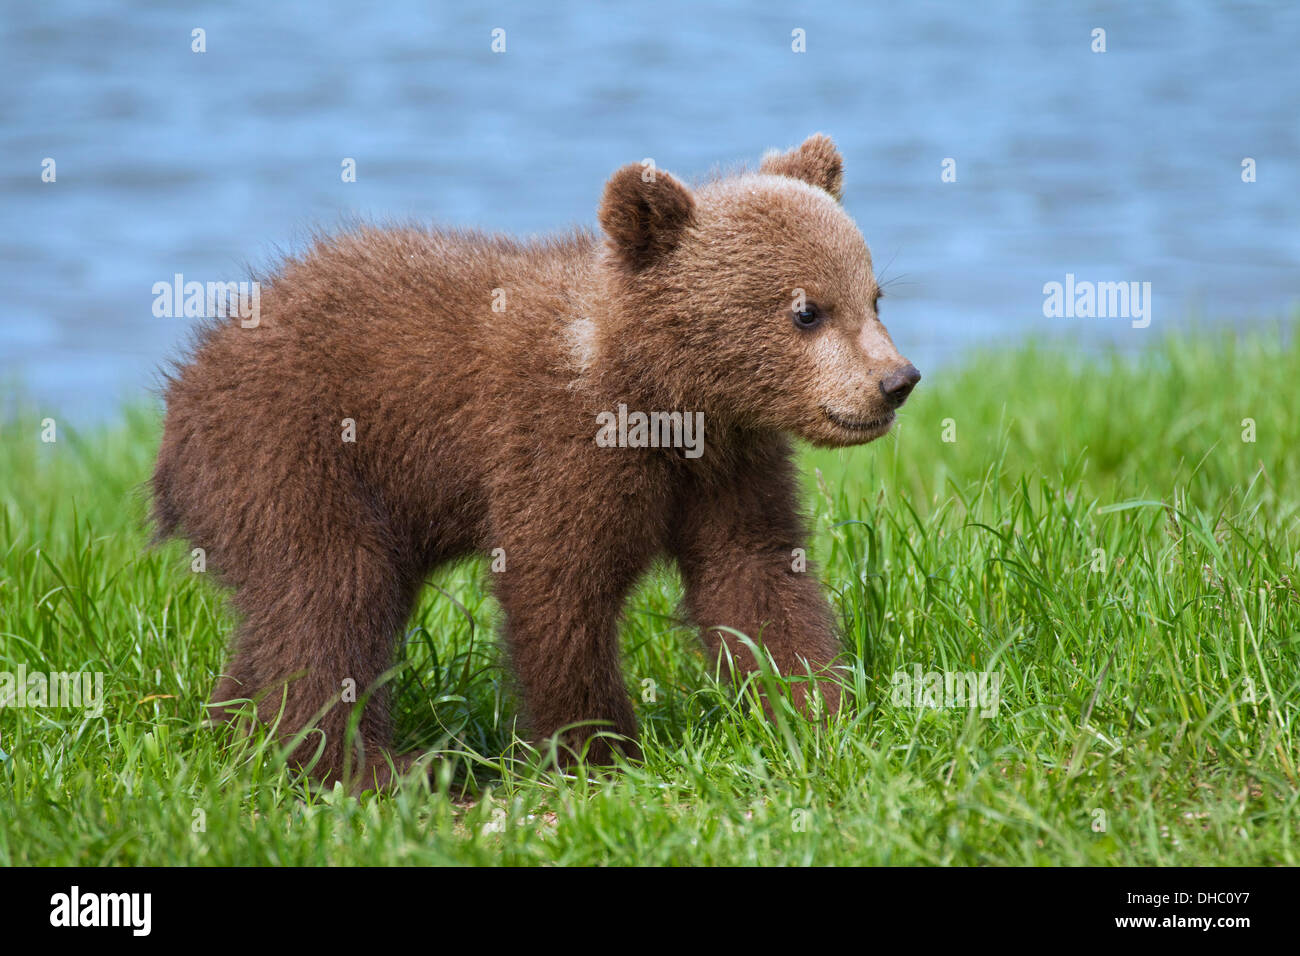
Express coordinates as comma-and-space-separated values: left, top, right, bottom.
3, 1, 1298, 423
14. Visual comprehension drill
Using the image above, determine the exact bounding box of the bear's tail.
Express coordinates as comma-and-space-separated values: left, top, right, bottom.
149, 434, 183, 544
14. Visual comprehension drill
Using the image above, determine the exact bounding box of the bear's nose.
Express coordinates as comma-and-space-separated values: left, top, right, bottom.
879, 364, 921, 408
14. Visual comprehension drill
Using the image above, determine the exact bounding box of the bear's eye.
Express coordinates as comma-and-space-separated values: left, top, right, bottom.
792, 302, 824, 330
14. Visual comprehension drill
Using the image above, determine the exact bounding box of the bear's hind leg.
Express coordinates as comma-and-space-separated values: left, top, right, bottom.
212, 538, 421, 789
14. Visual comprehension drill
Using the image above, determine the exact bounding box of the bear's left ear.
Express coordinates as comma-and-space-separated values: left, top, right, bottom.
759, 133, 844, 201
599, 164, 696, 272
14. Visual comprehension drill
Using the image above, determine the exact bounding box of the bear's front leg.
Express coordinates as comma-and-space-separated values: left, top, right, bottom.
670, 443, 844, 717
489, 488, 655, 765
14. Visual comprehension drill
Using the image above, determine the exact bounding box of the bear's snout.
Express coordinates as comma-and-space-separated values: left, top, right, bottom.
879, 363, 921, 408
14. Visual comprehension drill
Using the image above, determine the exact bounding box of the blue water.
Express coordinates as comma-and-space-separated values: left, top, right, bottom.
3, 1, 1298, 423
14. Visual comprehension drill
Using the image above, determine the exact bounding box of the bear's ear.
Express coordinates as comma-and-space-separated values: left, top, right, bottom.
759, 133, 844, 201
598, 164, 696, 272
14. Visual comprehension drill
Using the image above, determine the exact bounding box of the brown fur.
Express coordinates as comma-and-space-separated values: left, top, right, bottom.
151, 134, 919, 788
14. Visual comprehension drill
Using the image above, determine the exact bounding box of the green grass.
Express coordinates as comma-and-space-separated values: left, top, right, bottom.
2, 325, 1298, 865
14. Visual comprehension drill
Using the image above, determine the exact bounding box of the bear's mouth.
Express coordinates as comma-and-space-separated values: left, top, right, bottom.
821, 407, 895, 434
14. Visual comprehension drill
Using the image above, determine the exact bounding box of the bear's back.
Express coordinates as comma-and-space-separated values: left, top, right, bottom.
152, 224, 606, 571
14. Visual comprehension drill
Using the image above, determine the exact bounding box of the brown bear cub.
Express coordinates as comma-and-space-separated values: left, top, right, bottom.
152, 134, 920, 788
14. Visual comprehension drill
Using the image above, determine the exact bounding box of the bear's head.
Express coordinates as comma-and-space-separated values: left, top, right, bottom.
597, 134, 919, 448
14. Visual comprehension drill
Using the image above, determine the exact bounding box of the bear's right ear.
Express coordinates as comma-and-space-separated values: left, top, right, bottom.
598, 164, 696, 272
760, 133, 844, 201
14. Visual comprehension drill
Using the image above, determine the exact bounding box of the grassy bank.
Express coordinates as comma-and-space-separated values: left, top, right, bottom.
1, 326, 1297, 865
